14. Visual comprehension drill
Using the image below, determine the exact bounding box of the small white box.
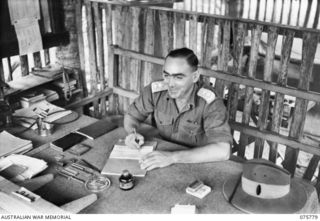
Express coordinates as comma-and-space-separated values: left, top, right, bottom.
186, 180, 211, 199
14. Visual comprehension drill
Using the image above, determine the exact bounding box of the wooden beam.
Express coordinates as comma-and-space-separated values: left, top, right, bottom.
65, 87, 113, 110
112, 86, 139, 100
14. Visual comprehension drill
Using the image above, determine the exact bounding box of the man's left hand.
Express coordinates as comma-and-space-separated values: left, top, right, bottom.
140, 151, 175, 171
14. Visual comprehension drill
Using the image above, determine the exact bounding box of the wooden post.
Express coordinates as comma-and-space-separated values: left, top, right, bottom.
130, 7, 142, 95
254, 26, 278, 159
238, 24, 263, 158
215, 20, 230, 97
227, 22, 247, 130
75, 0, 88, 97
93, 2, 106, 117
33, 52, 42, 68
44, 49, 50, 66
6, 57, 13, 81
20, 55, 29, 76
86, 0, 99, 117
283, 32, 319, 175
0, 59, 5, 84
201, 17, 216, 84
174, 13, 186, 48
269, 30, 295, 162
159, 11, 174, 56
142, 9, 155, 86
189, 14, 198, 54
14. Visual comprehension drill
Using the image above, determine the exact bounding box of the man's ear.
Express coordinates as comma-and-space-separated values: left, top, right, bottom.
192, 70, 200, 82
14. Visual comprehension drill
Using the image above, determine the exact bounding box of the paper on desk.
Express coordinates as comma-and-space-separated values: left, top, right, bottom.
14, 100, 72, 130
0, 154, 47, 182
102, 140, 157, 177
109, 141, 155, 160
0, 131, 33, 158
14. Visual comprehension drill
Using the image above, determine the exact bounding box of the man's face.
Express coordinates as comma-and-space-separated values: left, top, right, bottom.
163, 57, 199, 99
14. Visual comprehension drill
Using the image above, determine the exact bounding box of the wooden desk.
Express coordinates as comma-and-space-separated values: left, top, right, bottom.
25, 124, 319, 214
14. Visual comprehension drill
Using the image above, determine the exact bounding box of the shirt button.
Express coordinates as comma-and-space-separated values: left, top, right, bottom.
194, 122, 198, 125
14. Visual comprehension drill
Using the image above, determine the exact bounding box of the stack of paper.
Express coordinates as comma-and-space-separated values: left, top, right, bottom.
53, 78, 77, 93
102, 140, 157, 177
0, 154, 47, 182
13, 100, 72, 130
0, 131, 33, 158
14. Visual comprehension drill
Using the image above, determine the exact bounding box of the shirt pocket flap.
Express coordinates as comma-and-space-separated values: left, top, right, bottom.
181, 121, 203, 135
157, 111, 173, 125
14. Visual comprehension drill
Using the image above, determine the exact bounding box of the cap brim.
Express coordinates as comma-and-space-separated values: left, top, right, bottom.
223, 176, 308, 214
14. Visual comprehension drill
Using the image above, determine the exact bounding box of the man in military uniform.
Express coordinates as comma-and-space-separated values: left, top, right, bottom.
124, 48, 232, 171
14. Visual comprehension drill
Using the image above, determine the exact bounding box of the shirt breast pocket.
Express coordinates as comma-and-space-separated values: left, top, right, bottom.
179, 121, 204, 145
155, 111, 173, 138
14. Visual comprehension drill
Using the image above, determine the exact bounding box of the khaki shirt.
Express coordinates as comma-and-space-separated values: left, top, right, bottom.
128, 81, 233, 147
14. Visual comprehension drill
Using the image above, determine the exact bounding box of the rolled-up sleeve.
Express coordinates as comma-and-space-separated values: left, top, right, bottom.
204, 98, 233, 144
127, 84, 154, 122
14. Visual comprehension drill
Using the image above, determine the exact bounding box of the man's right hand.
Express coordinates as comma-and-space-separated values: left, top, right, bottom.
125, 132, 144, 149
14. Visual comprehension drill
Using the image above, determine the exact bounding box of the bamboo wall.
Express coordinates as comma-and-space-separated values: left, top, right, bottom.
80, 0, 320, 182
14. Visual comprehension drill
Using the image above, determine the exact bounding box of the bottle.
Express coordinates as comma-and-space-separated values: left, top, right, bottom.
119, 170, 134, 191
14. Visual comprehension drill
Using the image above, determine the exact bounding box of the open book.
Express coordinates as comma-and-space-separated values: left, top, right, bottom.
101, 140, 157, 177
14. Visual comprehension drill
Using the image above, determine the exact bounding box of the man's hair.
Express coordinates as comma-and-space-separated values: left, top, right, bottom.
166, 48, 199, 71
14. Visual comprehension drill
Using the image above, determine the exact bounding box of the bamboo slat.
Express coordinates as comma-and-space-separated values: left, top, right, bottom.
283, 32, 319, 175
104, 4, 117, 113
122, 7, 133, 113
33, 52, 42, 68
269, 30, 295, 162
200, 17, 215, 84
174, 13, 186, 48
254, 26, 278, 159
20, 55, 29, 76
130, 7, 142, 95
215, 20, 230, 97
227, 22, 246, 125
189, 14, 198, 53
93, 2, 106, 116
238, 24, 263, 158
86, 1, 99, 117
142, 9, 155, 86
159, 11, 174, 56
76, 0, 88, 97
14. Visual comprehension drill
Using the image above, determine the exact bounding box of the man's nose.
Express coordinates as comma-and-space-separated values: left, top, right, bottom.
167, 77, 175, 87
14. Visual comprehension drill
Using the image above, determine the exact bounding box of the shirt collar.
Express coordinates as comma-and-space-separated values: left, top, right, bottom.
165, 82, 200, 110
